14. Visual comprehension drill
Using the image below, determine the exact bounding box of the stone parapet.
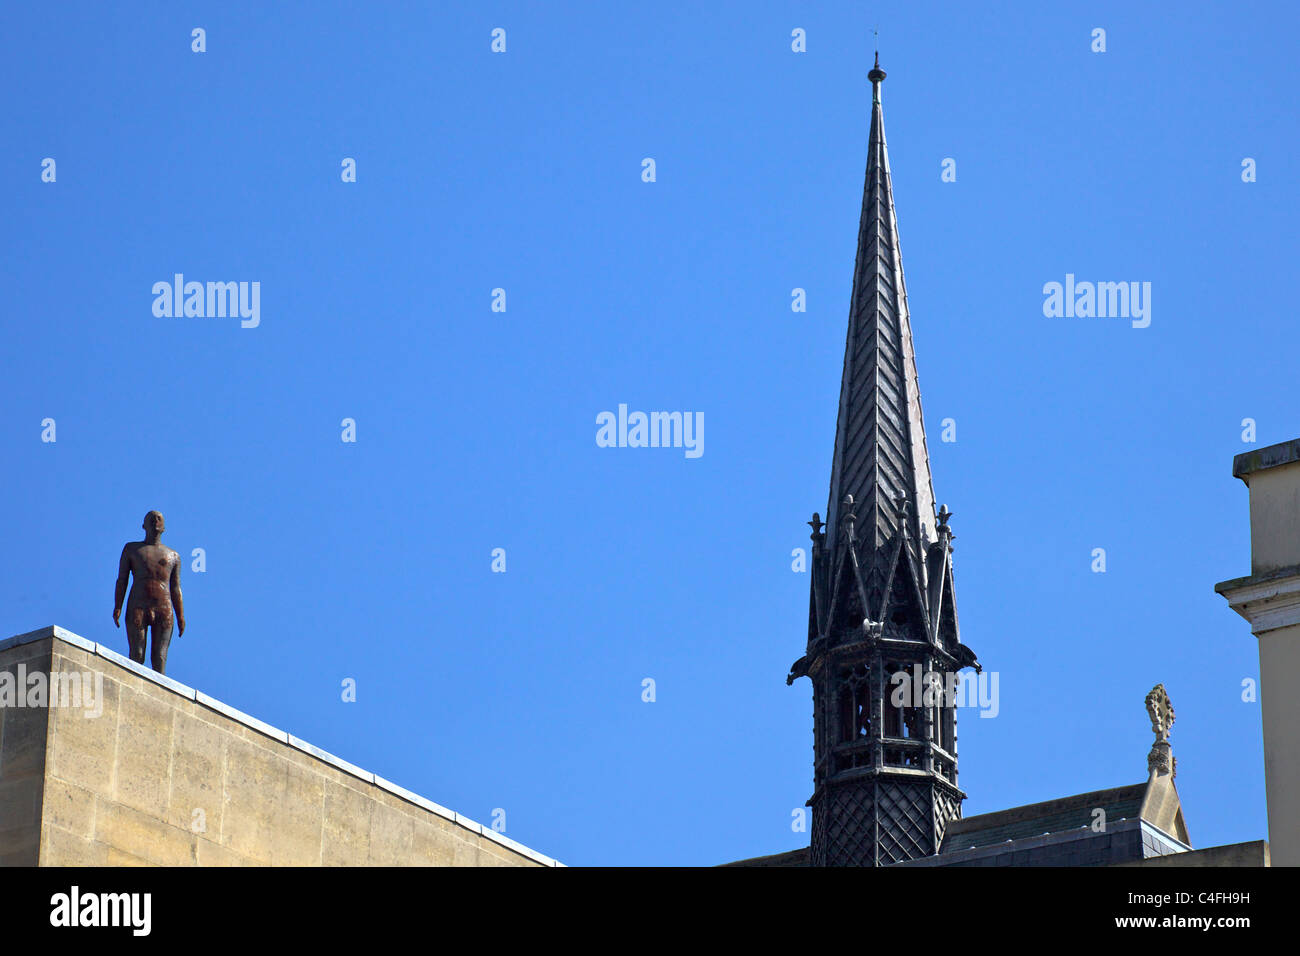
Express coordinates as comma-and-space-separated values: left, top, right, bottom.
0, 626, 559, 867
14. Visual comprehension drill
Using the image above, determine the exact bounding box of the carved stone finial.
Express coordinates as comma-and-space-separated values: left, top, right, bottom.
1146, 683, 1175, 742
1145, 684, 1176, 777
937, 504, 953, 531
841, 494, 857, 541
808, 512, 825, 540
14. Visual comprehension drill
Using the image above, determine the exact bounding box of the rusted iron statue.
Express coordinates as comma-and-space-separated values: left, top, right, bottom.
113, 511, 186, 674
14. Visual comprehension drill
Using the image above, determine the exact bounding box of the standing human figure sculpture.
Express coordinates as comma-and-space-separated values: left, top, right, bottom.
113, 511, 186, 674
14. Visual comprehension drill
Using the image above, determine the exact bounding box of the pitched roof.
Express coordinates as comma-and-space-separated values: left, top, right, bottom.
941, 764, 1189, 854
717, 848, 810, 867
941, 784, 1147, 850
719, 776, 1191, 866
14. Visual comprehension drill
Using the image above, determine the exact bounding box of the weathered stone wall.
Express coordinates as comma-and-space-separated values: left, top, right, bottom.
0, 639, 51, 866
0, 629, 556, 867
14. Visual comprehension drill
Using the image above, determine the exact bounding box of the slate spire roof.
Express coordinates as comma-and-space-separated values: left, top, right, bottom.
824, 53, 937, 570
791, 56, 977, 679
794, 53, 976, 670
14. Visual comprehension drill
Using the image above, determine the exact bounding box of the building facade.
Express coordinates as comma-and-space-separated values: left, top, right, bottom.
0, 627, 559, 867
1217, 438, 1300, 867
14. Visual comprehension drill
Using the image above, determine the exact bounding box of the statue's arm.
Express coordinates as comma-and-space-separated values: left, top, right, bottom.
113, 546, 131, 626
171, 555, 185, 636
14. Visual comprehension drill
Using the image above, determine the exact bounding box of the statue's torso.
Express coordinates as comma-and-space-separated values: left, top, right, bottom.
125, 542, 178, 609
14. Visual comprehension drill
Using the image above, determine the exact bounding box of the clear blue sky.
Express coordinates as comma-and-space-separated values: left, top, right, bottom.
5, 2, 1296, 865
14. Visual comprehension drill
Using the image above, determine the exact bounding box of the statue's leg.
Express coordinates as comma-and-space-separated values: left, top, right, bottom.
150, 609, 174, 674
127, 608, 148, 664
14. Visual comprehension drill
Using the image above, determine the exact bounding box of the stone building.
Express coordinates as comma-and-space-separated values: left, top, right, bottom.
0, 626, 559, 867
1217, 438, 1300, 867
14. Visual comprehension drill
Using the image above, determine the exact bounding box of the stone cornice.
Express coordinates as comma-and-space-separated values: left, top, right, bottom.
1233, 439, 1300, 481
1215, 567, 1300, 636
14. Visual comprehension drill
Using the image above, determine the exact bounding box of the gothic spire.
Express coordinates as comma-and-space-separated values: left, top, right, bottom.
790, 53, 979, 868
822, 54, 938, 614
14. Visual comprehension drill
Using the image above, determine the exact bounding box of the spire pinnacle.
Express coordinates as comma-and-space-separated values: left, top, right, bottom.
822, 51, 936, 590
868, 52, 886, 91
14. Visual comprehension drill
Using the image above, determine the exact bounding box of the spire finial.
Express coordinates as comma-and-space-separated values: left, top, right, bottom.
868, 49, 886, 87
936, 504, 955, 550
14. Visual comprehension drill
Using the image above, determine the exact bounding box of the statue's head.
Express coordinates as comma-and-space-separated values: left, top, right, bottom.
142, 511, 165, 535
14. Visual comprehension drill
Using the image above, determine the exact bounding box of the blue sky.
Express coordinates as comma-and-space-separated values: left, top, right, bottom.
4, 2, 1296, 864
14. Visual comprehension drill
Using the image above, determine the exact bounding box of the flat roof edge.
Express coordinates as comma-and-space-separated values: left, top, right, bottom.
3, 624, 561, 867
1233, 438, 1300, 480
